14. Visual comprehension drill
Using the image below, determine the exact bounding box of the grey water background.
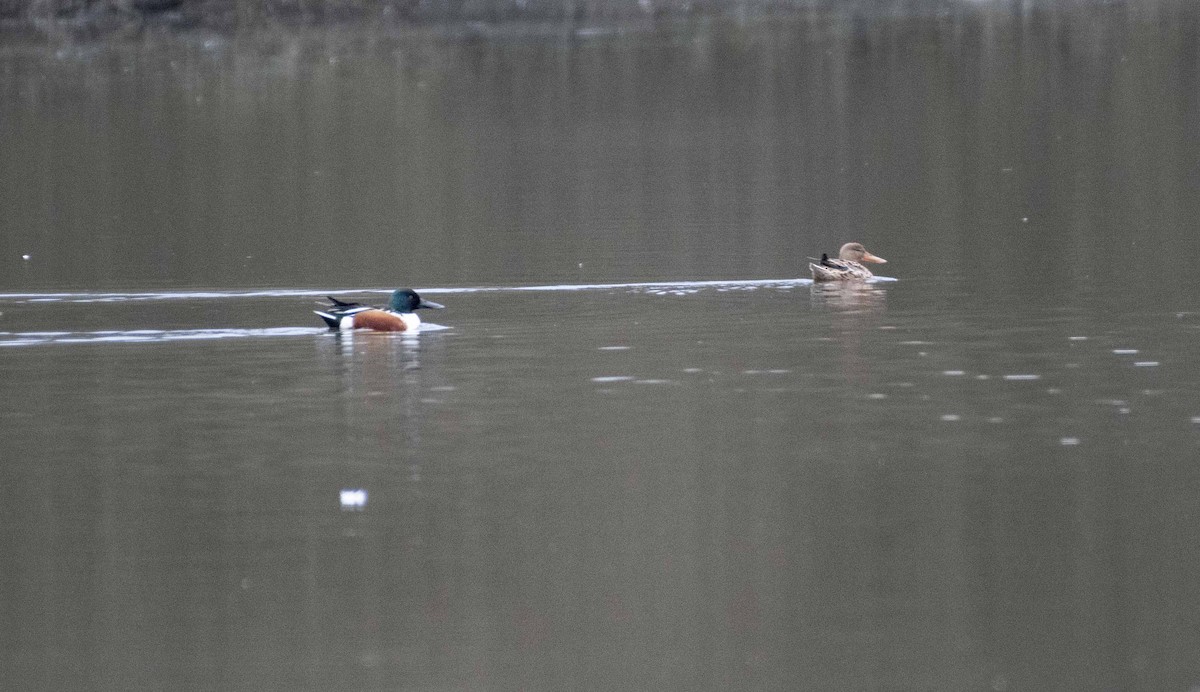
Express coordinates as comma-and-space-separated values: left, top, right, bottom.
3, 2, 1200, 690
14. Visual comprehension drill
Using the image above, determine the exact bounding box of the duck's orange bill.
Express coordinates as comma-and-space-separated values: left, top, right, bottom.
861, 252, 887, 264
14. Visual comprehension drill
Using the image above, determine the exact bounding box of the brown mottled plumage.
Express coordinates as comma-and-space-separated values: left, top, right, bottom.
809, 242, 887, 281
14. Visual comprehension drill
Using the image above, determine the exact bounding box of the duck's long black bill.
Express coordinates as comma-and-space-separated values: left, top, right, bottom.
419, 300, 445, 310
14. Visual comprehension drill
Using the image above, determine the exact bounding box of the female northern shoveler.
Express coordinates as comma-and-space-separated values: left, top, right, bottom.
314, 289, 444, 332
809, 242, 887, 281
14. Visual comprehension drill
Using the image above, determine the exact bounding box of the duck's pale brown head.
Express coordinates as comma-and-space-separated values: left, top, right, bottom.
839, 242, 886, 264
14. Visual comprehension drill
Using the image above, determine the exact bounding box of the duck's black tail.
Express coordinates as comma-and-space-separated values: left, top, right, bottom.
313, 310, 341, 330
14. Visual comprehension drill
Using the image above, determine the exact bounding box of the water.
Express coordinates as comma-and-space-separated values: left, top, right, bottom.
4, 5, 1200, 690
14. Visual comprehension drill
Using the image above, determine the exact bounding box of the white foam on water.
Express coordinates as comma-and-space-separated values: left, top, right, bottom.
1133, 361, 1159, 367
1112, 349, 1139, 355
1003, 374, 1041, 381
591, 376, 634, 383
339, 488, 367, 510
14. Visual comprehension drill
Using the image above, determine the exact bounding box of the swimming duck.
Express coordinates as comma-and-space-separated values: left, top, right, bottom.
314, 289, 444, 332
809, 242, 887, 281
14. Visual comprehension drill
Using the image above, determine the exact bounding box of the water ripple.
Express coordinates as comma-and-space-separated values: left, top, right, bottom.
1, 327, 331, 347
0, 277, 881, 305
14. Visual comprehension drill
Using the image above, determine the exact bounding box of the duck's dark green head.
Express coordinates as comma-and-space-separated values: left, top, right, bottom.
388, 289, 445, 313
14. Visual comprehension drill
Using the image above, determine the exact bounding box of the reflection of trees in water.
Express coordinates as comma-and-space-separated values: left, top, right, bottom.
4, 0, 1190, 40
3, 3, 1196, 293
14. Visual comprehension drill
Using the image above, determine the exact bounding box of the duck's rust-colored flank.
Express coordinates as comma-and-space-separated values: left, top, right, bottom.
350, 310, 410, 331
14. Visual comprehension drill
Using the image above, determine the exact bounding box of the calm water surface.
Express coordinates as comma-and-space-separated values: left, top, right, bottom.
3, 4, 1200, 690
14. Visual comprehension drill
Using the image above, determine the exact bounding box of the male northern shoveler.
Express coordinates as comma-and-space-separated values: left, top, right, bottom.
314, 289, 444, 332
809, 242, 887, 281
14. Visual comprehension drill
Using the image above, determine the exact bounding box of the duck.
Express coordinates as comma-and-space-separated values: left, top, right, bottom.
314, 289, 444, 332
809, 242, 887, 281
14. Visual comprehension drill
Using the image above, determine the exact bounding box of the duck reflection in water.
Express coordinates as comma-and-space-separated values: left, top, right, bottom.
316, 327, 436, 486
809, 280, 888, 313
810, 281, 888, 386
